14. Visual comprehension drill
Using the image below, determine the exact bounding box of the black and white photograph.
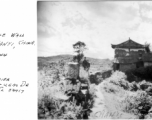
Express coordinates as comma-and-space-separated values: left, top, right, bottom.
38, 1, 152, 119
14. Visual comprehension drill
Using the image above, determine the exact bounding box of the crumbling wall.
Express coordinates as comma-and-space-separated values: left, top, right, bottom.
67, 62, 79, 79
119, 63, 136, 72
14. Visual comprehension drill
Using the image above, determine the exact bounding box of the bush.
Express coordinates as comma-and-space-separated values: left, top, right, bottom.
89, 73, 103, 85
120, 90, 152, 119
138, 80, 152, 91
90, 71, 152, 119
38, 95, 83, 119
105, 71, 132, 90
38, 61, 152, 119
38, 64, 96, 119
126, 66, 152, 83
89, 70, 112, 85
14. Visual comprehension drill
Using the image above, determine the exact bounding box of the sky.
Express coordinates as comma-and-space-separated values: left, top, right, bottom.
38, 1, 152, 59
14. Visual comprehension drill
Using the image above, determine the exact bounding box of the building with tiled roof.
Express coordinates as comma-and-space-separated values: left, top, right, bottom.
111, 38, 145, 49
111, 38, 152, 72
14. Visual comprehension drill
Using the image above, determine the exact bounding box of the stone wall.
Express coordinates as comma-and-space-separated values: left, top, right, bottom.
79, 66, 89, 83
119, 63, 136, 72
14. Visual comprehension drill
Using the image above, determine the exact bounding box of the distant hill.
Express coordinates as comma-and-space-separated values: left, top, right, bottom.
38, 54, 113, 73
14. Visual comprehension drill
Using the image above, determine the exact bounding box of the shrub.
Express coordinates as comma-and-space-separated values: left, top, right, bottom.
89, 70, 112, 85
38, 61, 152, 119
120, 90, 152, 118
90, 71, 152, 119
105, 71, 132, 90
129, 81, 139, 91
38, 65, 96, 119
138, 80, 152, 90
38, 95, 83, 119
126, 66, 152, 83
89, 73, 102, 85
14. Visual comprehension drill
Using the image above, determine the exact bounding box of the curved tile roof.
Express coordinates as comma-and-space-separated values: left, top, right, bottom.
112, 38, 145, 49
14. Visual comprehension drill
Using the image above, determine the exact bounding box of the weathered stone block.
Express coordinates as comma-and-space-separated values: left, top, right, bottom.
67, 62, 79, 79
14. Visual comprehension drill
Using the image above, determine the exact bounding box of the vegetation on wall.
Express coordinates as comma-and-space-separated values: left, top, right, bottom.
126, 66, 152, 83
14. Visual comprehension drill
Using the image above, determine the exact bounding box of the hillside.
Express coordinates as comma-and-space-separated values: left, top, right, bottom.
38, 54, 113, 73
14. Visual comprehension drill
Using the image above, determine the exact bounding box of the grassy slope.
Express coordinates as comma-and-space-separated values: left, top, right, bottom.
38, 54, 113, 73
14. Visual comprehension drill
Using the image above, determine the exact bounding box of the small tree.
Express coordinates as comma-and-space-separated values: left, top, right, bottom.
73, 41, 87, 53
73, 41, 87, 63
